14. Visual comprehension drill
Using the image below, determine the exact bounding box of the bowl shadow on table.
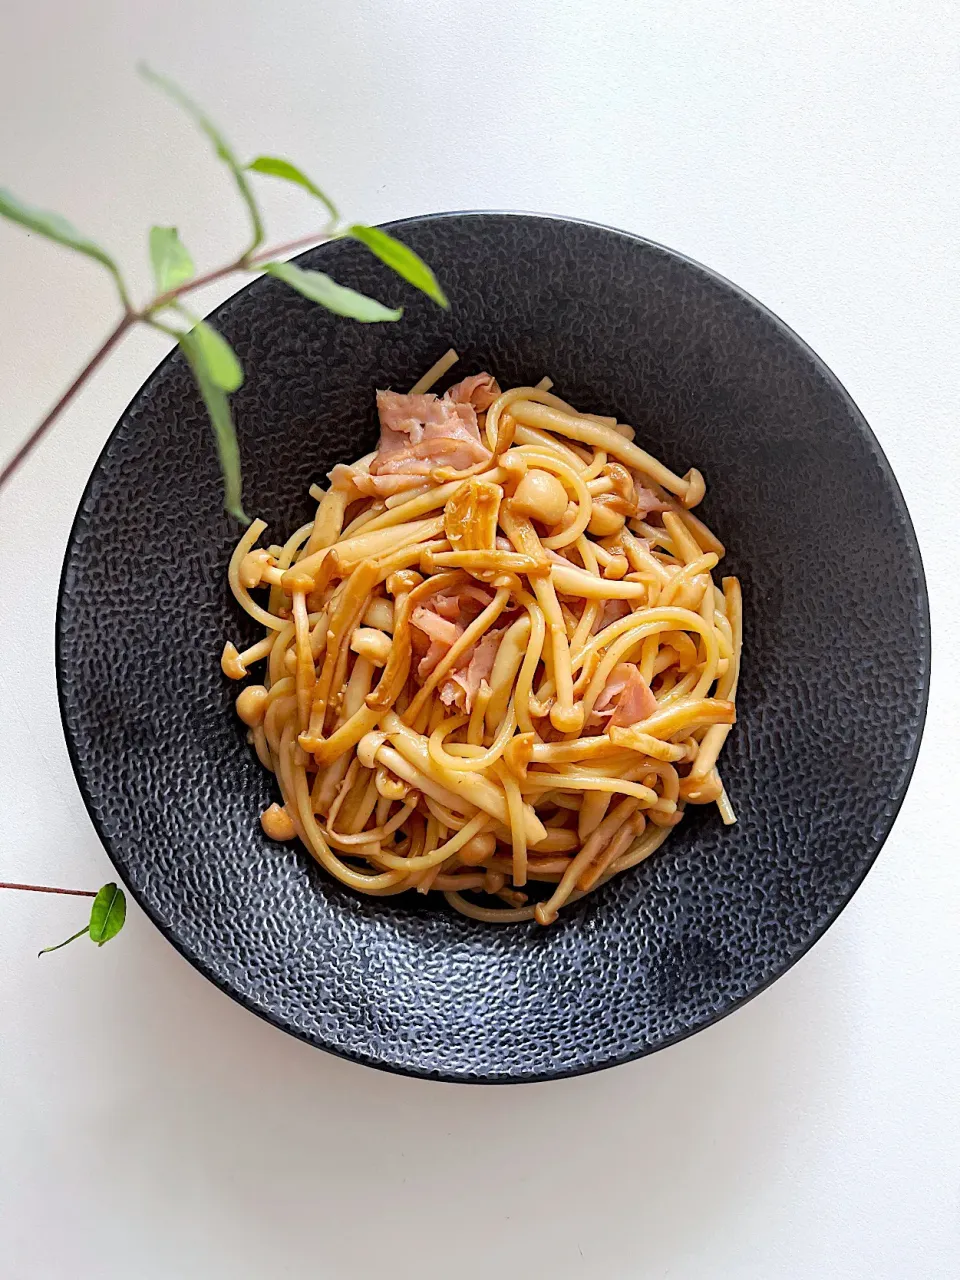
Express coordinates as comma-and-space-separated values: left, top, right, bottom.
96, 916, 842, 1278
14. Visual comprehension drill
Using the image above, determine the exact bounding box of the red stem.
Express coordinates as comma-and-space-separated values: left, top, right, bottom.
147, 231, 332, 311
0, 882, 98, 898
0, 313, 134, 488
0, 227, 332, 491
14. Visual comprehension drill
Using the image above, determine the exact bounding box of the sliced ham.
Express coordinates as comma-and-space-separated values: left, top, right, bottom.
409, 585, 494, 681
591, 663, 658, 729
593, 598, 632, 633
444, 373, 501, 412
609, 667, 659, 727
410, 606, 462, 679
414, 635, 451, 680
375, 431, 491, 474
431, 583, 492, 620
439, 627, 504, 713
376, 392, 459, 447
371, 388, 492, 478
634, 484, 672, 520
407, 579, 509, 713
328, 462, 424, 499
410, 607, 460, 648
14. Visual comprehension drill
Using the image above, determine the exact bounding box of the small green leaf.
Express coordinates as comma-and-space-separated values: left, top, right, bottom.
347, 224, 447, 308
0, 187, 129, 305
149, 226, 195, 292
39, 925, 90, 957
89, 882, 126, 945
140, 64, 265, 253
188, 320, 244, 392
179, 329, 248, 522
247, 156, 337, 221
0, 188, 117, 270
263, 261, 401, 322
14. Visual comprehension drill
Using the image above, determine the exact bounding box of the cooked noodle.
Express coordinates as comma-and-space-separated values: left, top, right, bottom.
222, 350, 742, 924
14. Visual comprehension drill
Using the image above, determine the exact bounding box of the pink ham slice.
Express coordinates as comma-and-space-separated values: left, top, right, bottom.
431, 583, 492, 619
592, 663, 658, 728
593, 598, 632, 633
410, 606, 463, 679
439, 627, 505, 713
409, 585, 495, 681
408, 581, 507, 713
328, 462, 425, 499
410, 608, 461, 648
444, 373, 501, 412
634, 484, 671, 520
338, 374, 500, 495
375, 429, 489, 474
371, 388, 492, 479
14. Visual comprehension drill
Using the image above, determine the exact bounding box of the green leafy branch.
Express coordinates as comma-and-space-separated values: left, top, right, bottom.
0, 881, 127, 956
0, 67, 449, 957
0, 64, 447, 520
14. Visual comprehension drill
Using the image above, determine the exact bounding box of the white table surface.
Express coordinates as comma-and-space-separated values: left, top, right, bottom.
1, 3, 957, 1277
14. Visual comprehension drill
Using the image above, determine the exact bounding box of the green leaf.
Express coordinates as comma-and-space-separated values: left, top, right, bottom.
0, 188, 117, 270
179, 328, 248, 521
139, 64, 264, 253
247, 156, 337, 222
89, 882, 126, 945
0, 187, 129, 305
149, 226, 195, 292
39, 925, 90, 957
347, 224, 447, 308
263, 261, 401, 322
189, 320, 243, 392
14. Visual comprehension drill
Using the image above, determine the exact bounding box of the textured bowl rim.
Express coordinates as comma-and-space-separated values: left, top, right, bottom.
56, 210, 931, 1083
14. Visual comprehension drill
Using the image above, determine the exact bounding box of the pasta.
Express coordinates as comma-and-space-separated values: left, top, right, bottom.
221, 352, 742, 924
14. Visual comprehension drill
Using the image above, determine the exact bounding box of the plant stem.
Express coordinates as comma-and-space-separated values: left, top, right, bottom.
39, 925, 91, 956
0, 882, 98, 897
0, 226, 334, 492
0, 313, 134, 487
147, 229, 335, 313
249, 229, 338, 264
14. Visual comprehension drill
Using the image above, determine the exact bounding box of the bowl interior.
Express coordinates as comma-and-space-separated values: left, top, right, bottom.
57, 213, 928, 1081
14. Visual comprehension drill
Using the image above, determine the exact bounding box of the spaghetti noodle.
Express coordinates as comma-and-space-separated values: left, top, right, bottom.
222, 352, 742, 924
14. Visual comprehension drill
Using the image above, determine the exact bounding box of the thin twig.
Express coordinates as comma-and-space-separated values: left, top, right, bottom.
147, 228, 334, 312
248, 229, 336, 266
0, 227, 333, 492
0, 882, 98, 897
0, 313, 134, 487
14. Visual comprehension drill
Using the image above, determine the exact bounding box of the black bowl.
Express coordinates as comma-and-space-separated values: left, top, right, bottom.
57, 213, 929, 1082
